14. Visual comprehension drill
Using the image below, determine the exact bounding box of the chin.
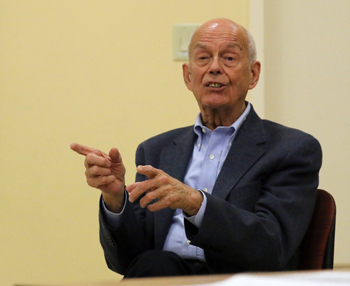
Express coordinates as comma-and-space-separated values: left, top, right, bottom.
203, 96, 230, 107
202, 101, 230, 110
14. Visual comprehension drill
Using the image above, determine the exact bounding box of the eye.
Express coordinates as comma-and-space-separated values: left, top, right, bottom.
223, 55, 235, 61
223, 54, 237, 66
195, 54, 210, 66
197, 54, 210, 60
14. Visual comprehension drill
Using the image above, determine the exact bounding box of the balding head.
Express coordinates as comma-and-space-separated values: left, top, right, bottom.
188, 18, 256, 64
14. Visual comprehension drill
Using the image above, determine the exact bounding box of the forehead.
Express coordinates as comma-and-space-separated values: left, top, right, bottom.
190, 22, 248, 53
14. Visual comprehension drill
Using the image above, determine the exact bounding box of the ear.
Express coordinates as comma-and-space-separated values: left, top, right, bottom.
248, 61, 261, 90
182, 63, 193, 91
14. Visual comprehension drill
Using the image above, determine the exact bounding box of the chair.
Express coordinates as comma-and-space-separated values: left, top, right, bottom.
298, 189, 336, 270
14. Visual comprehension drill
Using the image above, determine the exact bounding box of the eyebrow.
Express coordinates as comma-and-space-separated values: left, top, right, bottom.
226, 43, 243, 51
194, 43, 208, 50
194, 42, 243, 51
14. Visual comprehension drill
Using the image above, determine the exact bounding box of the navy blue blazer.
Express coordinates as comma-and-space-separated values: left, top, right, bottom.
99, 106, 322, 275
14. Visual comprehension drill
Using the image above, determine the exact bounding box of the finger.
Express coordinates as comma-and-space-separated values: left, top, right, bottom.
86, 175, 116, 189
70, 142, 105, 157
128, 174, 171, 203
85, 153, 111, 168
109, 147, 123, 164
86, 165, 112, 177
137, 165, 161, 179
128, 180, 157, 203
139, 181, 176, 208
126, 181, 155, 203
141, 186, 175, 211
147, 199, 170, 212
129, 168, 173, 203
139, 188, 162, 209
126, 182, 140, 193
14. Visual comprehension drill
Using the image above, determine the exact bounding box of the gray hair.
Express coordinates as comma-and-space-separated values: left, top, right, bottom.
245, 28, 257, 64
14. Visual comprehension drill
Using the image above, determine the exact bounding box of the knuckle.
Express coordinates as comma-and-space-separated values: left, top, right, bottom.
167, 195, 177, 205
85, 153, 95, 162
86, 165, 97, 176
84, 158, 90, 168
102, 175, 114, 184
158, 176, 170, 185
144, 191, 155, 202
86, 177, 96, 187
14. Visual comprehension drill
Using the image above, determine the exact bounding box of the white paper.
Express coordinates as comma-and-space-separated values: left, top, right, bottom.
182, 271, 350, 286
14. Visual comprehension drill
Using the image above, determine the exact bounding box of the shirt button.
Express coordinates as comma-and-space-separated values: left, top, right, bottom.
202, 128, 206, 133
197, 143, 201, 148
203, 188, 208, 192
209, 154, 214, 160
187, 240, 191, 245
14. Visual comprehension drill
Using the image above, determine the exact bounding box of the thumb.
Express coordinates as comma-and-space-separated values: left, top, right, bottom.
125, 182, 139, 193
109, 147, 123, 164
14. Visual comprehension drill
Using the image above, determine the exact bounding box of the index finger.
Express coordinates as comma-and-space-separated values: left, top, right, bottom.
70, 142, 104, 157
137, 165, 162, 179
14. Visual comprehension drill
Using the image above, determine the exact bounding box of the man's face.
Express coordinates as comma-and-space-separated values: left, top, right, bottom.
183, 21, 259, 114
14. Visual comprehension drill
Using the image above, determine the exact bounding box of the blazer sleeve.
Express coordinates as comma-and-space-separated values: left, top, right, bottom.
98, 127, 191, 275
99, 148, 151, 275
184, 132, 322, 272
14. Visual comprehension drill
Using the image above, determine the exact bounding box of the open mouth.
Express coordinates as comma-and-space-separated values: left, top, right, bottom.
207, 82, 224, 88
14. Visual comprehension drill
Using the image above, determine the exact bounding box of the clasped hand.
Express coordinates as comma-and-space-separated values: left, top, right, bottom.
70, 143, 202, 216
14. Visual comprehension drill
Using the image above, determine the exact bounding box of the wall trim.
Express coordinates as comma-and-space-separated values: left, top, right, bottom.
248, 0, 265, 118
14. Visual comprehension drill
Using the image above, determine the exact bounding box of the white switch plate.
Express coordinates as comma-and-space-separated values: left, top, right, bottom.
173, 24, 200, 61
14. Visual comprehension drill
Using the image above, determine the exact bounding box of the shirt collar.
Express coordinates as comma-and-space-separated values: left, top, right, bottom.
194, 102, 251, 137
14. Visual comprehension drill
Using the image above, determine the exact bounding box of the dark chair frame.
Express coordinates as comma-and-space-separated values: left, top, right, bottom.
298, 189, 336, 270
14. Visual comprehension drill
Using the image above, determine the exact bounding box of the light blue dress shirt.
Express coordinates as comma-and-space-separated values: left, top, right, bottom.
103, 103, 251, 261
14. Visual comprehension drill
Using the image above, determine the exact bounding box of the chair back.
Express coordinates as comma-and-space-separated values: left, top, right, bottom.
298, 189, 336, 270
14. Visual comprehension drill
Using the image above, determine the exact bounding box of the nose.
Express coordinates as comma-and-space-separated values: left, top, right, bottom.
209, 57, 222, 75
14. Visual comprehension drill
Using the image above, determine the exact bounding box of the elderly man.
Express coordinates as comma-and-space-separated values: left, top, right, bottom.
71, 18, 322, 277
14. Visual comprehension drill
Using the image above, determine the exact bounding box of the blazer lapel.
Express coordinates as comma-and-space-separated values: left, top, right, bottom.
159, 127, 197, 180
154, 127, 197, 249
212, 107, 268, 199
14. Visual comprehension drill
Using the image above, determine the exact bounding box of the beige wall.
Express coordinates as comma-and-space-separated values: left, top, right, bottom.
0, 1, 249, 285
3, 1, 347, 285
264, 0, 350, 265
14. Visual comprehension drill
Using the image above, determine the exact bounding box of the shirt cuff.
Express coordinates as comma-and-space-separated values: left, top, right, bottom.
101, 190, 127, 230
183, 190, 207, 228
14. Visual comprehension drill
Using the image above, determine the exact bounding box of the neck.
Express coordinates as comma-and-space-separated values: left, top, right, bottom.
200, 104, 246, 130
